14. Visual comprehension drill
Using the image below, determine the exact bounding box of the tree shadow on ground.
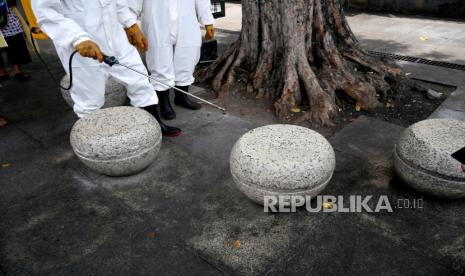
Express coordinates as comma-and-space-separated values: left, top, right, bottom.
355, 36, 465, 66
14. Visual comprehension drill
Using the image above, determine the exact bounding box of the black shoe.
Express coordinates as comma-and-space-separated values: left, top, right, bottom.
14, 72, 30, 82
0, 74, 10, 82
156, 89, 176, 120
174, 86, 202, 110
142, 105, 182, 137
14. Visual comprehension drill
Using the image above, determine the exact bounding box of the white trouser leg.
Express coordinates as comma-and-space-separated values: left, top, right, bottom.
146, 46, 175, 91
109, 48, 159, 108
173, 46, 201, 87
70, 66, 107, 118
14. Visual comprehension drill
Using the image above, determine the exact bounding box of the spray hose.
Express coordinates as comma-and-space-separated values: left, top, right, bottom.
30, 32, 77, 90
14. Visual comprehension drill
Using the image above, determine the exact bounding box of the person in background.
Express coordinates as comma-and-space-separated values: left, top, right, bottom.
462, 164, 465, 173
0, 0, 31, 82
0, 6, 7, 127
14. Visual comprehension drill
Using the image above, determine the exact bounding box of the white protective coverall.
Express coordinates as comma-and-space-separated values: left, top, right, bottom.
32, 0, 158, 117
129, 0, 215, 91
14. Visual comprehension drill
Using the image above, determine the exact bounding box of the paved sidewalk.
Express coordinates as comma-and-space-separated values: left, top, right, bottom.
215, 3, 242, 32
1, 7, 465, 275
215, 4, 465, 65
1, 58, 465, 273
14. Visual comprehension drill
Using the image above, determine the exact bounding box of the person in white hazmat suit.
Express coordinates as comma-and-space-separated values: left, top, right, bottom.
129, 0, 215, 120
32, 0, 182, 137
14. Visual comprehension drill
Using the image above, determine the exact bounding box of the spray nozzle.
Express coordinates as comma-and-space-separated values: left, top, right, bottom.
103, 55, 119, 67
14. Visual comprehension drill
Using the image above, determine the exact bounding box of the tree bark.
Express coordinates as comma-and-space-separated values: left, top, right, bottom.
199, 0, 406, 125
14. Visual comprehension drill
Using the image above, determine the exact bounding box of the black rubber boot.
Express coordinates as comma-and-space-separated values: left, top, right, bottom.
156, 89, 176, 120
174, 86, 202, 110
142, 105, 182, 137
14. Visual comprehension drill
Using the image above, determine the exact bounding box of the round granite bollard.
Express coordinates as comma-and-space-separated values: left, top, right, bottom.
70, 106, 162, 176
230, 125, 336, 205
61, 75, 127, 108
394, 119, 465, 198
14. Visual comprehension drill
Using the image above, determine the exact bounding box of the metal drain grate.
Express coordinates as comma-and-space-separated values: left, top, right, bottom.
368, 50, 465, 72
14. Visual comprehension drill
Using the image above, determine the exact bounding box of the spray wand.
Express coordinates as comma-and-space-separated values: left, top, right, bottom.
103, 55, 226, 113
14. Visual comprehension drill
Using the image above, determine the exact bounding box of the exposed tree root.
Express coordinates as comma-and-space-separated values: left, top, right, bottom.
198, 0, 419, 125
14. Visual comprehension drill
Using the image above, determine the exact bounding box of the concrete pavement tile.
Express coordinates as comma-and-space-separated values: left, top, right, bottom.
279, 213, 459, 275
190, 178, 329, 275
399, 62, 465, 87
430, 107, 465, 121
434, 87, 465, 112
0, 126, 43, 162
168, 111, 257, 170
0, 146, 222, 275
329, 116, 405, 160
327, 117, 465, 274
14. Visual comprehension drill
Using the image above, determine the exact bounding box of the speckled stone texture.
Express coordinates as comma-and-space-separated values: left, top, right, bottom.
70, 106, 162, 176
394, 119, 465, 198
61, 75, 128, 108
230, 125, 336, 205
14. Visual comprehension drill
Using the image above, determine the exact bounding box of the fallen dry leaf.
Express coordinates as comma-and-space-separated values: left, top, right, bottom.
291, 107, 301, 113
355, 103, 361, 112
232, 240, 241, 249
386, 102, 395, 108
1, 163, 11, 169
419, 36, 429, 41
323, 202, 333, 209
147, 231, 159, 239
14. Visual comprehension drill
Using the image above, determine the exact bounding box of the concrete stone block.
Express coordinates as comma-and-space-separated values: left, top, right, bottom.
394, 119, 465, 198
70, 107, 162, 176
230, 124, 336, 205
61, 75, 127, 108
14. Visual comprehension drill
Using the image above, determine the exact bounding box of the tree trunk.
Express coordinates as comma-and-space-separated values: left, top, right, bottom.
199, 0, 406, 125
